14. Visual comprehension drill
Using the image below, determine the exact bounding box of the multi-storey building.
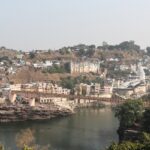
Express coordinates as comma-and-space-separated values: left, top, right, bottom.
75, 83, 113, 97
10, 82, 70, 95
70, 61, 100, 74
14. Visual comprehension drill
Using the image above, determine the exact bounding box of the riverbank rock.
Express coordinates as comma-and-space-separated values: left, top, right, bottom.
0, 104, 73, 123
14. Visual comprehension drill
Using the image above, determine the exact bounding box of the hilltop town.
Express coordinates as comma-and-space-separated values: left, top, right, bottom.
0, 41, 150, 122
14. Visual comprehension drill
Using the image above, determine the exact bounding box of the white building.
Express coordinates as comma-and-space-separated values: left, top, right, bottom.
10, 82, 70, 95
70, 61, 100, 74
137, 63, 146, 82
43, 61, 53, 68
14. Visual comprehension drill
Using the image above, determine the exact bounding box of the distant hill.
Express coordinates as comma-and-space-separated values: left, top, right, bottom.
24, 41, 144, 62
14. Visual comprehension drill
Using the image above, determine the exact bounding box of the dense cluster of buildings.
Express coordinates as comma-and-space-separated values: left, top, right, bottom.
113, 63, 148, 99
33, 60, 60, 69
0, 60, 148, 106
75, 83, 113, 98
0, 46, 150, 107
10, 82, 71, 95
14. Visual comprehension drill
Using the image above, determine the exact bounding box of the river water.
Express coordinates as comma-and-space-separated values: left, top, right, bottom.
0, 108, 118, 150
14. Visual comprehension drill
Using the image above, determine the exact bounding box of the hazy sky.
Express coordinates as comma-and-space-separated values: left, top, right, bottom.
0, 0, 150, 50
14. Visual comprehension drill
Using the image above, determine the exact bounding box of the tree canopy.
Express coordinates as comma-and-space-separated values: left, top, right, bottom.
115, 100, 143, 128
142, 108, 150, 133
107, 132, 150, 150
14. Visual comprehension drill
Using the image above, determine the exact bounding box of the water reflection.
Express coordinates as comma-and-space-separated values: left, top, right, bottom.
0, 108, 118, 150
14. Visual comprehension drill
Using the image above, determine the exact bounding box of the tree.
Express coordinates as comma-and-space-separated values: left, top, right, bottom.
78, 48, 85, 56
61, 77, 75, 90
23, 145, 33, 150
16, 128, 35, 149
44, 64, 66, 73
59, 47, 70, 55
48, 49, 52, 54
107, 141, 141, 150
64, 62, 70, 73
146, 47, 150, 55
118, 41, 140, 51
115, 100, 143, 128
0, 145, 4, 150
102, 41, 109, 50
29, 52, 35, 59
107, 132, 150, 150
115, 100, 143, 141
86, 46, 95, 57
142, 108, 150, 133
16, 128, 50, 150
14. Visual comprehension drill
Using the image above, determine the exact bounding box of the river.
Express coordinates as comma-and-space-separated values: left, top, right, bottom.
0, 108, 118, 150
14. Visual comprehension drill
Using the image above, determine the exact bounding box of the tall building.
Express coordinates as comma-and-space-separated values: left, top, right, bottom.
137, 63, 145, 82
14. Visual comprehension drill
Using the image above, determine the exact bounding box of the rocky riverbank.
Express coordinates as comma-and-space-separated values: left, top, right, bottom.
75, 101, 105, 108
0, 104, 73, 123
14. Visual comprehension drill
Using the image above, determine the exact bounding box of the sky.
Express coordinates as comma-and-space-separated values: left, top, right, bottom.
0, 0, 150, 50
